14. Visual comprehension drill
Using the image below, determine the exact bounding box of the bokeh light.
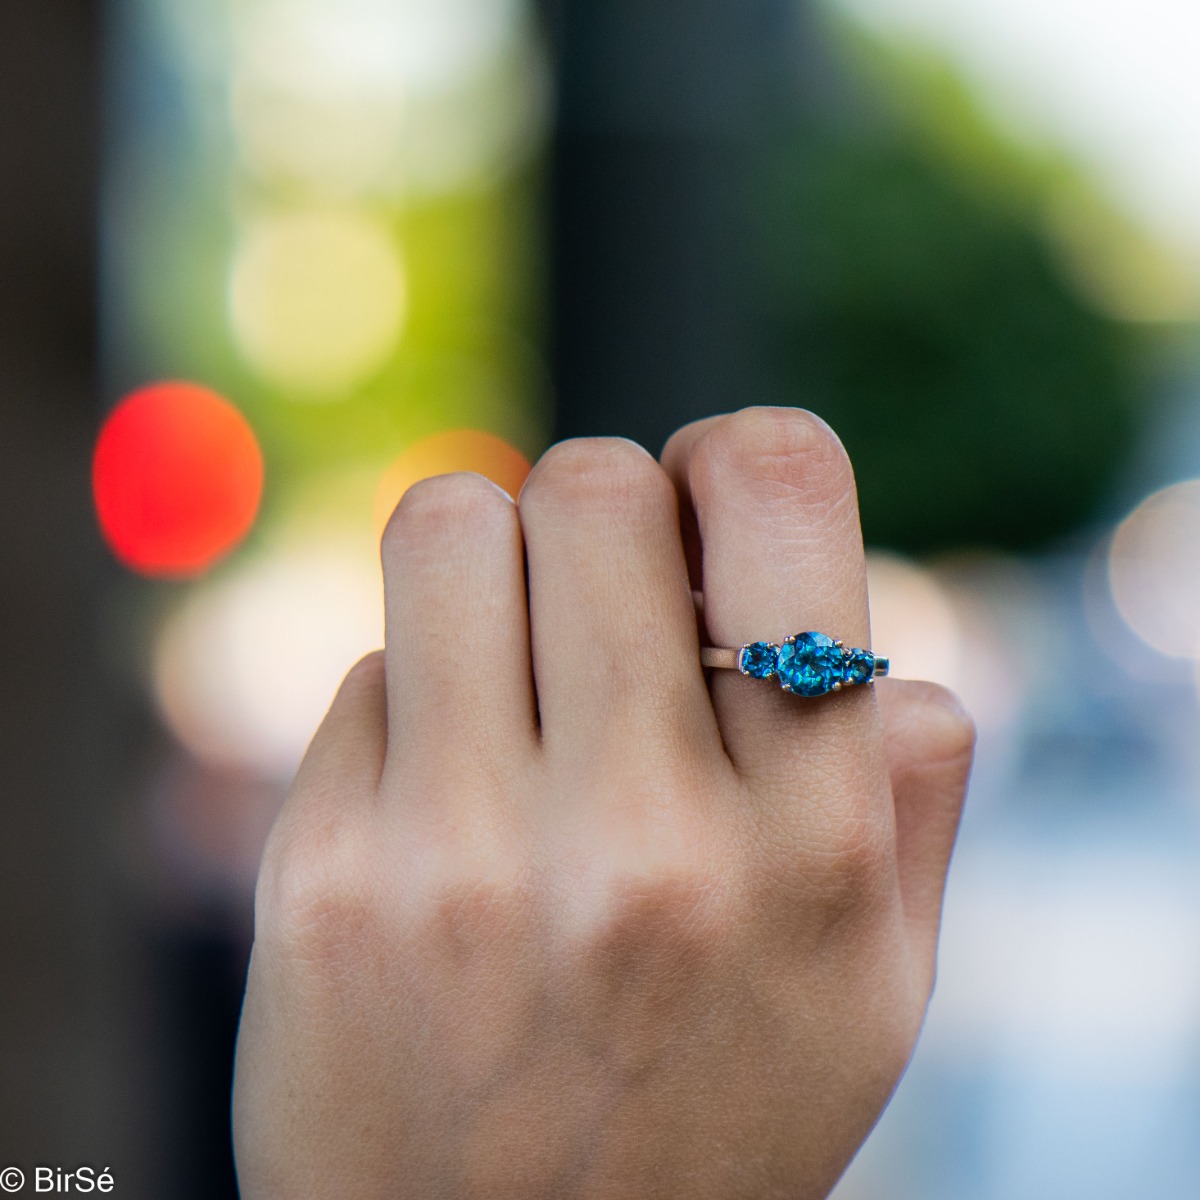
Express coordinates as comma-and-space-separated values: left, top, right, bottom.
93, 382, 263, 578
229, 0, 540, 196
154, 537, 383, 778
1083, 530, 1175, 682
229, 209, 406, 397
373, 428, 532, 533
229, 0, 408, 196
230, 0, 408, 195
232, 0, 523, 105
232, 78, 407, 197
1108, 481, 1200, 658
934, 556, 1035, 732
866, 552, 963, 687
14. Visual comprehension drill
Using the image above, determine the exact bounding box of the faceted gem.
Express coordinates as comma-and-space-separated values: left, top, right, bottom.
843, 648, 876, 686
777, 632, 842, 697
739, 641, 779, 679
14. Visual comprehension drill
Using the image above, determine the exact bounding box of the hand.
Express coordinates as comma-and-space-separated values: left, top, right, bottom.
232, 407, 974, 1200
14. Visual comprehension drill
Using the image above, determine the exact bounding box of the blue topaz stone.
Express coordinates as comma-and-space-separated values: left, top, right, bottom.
738, 641, 779, 679
718, 632, 886, 695
842, 648, 876, 686
776, 631, 843, 697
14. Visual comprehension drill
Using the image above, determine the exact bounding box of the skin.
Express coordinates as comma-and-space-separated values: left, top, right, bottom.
232, 407, 975, 1200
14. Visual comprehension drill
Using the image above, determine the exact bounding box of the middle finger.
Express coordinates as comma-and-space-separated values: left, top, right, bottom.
518, 438, 718, 761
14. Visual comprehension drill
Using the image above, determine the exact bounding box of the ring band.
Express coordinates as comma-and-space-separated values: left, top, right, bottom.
701, 632, 889, 698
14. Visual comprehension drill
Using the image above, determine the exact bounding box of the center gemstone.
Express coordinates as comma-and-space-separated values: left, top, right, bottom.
777, 631, 842, 697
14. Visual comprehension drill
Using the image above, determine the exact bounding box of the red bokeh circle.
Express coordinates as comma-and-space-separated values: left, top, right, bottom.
93, 382, 264, 577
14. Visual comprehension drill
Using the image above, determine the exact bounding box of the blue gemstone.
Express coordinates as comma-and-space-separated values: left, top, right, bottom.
843, 648, 875, 686
777, 632, 842, 697
739, 641, 779, 679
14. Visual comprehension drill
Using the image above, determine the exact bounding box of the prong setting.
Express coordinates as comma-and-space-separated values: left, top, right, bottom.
711, 634, 888, 696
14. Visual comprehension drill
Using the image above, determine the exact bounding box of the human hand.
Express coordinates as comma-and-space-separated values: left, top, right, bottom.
232, 407, 974, 1199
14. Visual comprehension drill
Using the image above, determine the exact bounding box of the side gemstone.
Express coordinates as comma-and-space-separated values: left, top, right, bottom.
843, 648, 876, 686
738, 641, 779, 679
777, 632, 842, 697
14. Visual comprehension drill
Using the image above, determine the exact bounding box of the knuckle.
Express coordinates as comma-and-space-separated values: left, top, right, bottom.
814, 812, 894, 913
819, 804, 892, 881
339, 649, 385, 697
573, 862, 737, 1076
661, 414, 721, 467
761, 806, 893, 920
909, 682, 977, 764
522, 436, 672, 515
423, 870, 534, 967
694, 406, 854, 502
256, 814, 382, 967
381, 471, 513, 559
588, 860, 733, 969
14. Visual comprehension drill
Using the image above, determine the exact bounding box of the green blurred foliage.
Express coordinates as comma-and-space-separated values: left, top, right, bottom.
760, 18, 1149, 553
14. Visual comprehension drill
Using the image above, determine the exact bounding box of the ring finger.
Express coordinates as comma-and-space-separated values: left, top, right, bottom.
661, 408, 887, 798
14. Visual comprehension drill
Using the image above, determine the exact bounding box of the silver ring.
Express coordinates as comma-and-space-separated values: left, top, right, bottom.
701, 633, 889, 697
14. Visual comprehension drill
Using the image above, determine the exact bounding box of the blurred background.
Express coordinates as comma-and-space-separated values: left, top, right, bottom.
4, 0, 1200, 1195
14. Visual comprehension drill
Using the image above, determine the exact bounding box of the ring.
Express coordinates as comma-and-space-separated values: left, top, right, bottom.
700, 632, 890, 697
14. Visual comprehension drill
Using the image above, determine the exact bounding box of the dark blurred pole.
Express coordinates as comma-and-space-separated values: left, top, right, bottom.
0, 0, 141, 1188
542, 0, 796, 452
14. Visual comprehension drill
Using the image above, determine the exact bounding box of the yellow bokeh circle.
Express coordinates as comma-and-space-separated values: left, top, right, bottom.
229, 209, 406, 398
